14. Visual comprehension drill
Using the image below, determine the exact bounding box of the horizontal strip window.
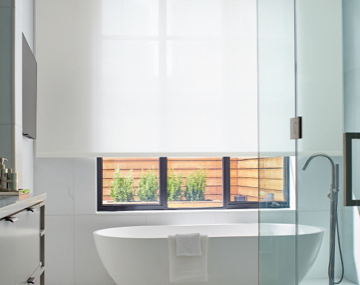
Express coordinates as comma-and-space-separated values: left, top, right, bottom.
97, 157, 290, 211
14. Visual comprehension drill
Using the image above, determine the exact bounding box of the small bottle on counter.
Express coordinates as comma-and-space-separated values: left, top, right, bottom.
0, 158, 8, 190
7, 169, 18, 191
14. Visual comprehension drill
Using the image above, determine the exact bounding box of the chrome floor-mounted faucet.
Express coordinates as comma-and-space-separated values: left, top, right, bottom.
302, 153, 343, 285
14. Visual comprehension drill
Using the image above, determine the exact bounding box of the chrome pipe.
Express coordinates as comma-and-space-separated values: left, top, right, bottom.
302, 153, 342, 285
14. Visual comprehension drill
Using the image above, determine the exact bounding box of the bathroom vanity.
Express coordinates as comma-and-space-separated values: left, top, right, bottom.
0, 193, 46, 284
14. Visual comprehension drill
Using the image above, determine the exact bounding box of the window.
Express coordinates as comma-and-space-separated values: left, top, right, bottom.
97, 157, 290, 211
167, 158, 223, 209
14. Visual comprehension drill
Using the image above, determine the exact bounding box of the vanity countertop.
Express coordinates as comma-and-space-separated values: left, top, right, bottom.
0, 193, 47, 219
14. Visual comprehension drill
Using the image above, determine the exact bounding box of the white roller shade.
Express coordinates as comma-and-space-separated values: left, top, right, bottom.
36, 0, 257, 157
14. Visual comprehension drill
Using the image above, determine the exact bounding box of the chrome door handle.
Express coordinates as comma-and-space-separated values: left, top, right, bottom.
5, 216, 18, 223
26, 207, 37, 212
27, 277, 37, 284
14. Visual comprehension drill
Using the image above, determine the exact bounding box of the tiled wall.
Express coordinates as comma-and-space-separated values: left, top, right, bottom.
35, 157, 343, 284
35, 157, 262, 285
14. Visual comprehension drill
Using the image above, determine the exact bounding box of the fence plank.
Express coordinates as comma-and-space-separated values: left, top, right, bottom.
103, 169, 222, 179
103, 186, 224, 196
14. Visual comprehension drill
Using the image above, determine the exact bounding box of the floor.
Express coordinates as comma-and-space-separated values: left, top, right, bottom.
300, 278, 357, 285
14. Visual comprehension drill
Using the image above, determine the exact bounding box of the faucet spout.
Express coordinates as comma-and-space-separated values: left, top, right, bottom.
302, 153, 337, 189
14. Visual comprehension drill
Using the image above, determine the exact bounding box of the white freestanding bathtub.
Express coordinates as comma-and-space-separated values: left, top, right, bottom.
94, 223, 323, 285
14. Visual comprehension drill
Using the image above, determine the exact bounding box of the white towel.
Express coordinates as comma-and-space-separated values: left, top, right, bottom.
176, 233, 202, 256
168, 234, 209, 283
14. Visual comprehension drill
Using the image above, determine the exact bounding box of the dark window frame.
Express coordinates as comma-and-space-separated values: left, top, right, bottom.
97, 156, 290, 211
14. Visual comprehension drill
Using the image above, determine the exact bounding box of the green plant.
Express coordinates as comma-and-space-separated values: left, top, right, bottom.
167, 170, 183, 201
137, 168, 159, 201
108, 166, 135, 202
19, 189, 30, 194
184, 168, 208, 201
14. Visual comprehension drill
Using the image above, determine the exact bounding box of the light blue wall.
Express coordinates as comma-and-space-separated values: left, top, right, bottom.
295, 0, 344, 280
344, 0, 360, 133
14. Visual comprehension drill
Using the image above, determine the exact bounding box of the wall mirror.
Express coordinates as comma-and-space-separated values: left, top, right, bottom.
344, 133, 360, 206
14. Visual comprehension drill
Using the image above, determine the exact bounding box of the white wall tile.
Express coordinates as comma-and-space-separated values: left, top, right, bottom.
146, 211, 216, 225
74, 215, 146, 285
35, 158, 74, 215
215, 210, 258, 224
259, 209, 296, 224
45, 215, 75, 285
74, 158, 96, 215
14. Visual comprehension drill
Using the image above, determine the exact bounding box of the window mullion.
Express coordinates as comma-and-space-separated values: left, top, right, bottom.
222, 157, 230, 209
97, 157, 104, 211
159, 157, 168, 209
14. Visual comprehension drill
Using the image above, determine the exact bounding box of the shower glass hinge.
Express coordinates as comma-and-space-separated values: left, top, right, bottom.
290, 116, 302, 139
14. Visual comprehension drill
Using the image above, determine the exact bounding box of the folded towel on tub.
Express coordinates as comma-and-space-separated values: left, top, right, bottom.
168, 234, 209, 283
176, 233, 202, 256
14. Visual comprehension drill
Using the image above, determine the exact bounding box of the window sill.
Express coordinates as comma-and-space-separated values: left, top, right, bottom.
95, 207, 295, 215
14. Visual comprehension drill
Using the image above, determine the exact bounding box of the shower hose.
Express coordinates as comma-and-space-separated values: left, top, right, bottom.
329, 191, 344, 284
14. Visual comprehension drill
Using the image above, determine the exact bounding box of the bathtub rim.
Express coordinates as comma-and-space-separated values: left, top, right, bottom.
93, 223, 324, 240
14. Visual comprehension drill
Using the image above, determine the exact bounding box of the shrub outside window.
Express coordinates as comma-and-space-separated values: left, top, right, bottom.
97, 157, 290, 211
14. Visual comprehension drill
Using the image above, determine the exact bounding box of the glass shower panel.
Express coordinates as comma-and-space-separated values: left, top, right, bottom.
343, 0, 360, 281
257, 0, 296, 284
295, 0, 344, 284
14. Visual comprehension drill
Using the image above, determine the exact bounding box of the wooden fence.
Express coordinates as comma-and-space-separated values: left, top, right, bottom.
231, 157, 285, 202
102, 158, 160, 202
102, 158, 222, 202
102, 157, 286, 204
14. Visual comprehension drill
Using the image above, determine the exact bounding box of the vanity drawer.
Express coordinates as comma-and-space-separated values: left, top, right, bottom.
15, 205, 41, 285
0, 217, 17, 284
